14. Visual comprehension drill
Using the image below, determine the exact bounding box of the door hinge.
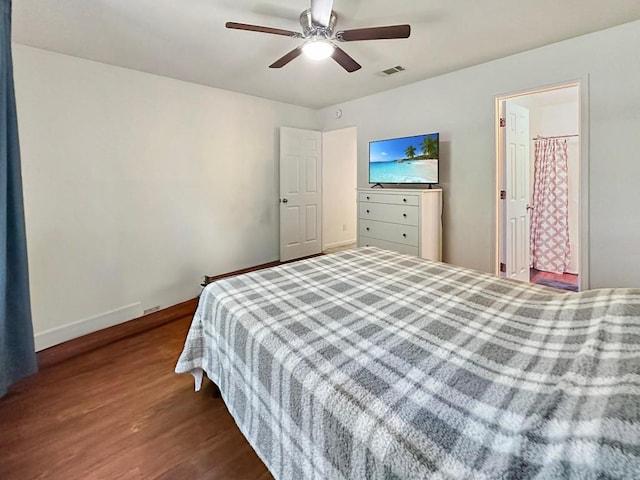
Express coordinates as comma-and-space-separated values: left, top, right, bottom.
500, 190, 506, 200
500, 262, 506, 273
499, 117, 506, 128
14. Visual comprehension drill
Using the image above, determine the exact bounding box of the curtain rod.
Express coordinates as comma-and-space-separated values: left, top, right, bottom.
532, 134, 579, 140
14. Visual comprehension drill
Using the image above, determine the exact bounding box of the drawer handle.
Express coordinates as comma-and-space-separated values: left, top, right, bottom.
403, 213, 407, 218
366, 196, 370, 200
402, 233, 407, 237
403, 198, 407, 202
366, 227, 370, 231
366, 209, 370, 213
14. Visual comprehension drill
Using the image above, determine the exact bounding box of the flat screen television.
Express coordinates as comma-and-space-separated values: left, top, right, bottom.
369, 133, 439, 185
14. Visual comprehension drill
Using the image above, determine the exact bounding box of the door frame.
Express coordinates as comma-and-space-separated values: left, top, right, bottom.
494, 78, 590, 290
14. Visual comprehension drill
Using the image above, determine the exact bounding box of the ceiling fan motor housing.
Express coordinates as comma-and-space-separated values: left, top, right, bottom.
299, 8, 337, 39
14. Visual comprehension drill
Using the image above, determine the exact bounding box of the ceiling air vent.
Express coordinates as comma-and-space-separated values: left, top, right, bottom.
380, 65, 406, 76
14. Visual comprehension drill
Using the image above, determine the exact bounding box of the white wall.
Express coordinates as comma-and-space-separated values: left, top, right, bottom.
322, 127, 357, 249
13, 45, 319, 350
318, 21, 640, 288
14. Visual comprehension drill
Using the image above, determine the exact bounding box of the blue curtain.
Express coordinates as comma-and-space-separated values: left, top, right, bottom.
1, 0, 37, 398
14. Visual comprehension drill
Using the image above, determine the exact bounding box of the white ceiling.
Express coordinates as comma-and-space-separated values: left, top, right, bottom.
12, 0, 640, 109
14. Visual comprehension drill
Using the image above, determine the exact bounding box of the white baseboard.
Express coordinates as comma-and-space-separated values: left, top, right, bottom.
34, 302, 142, 351
323, 239, 357, 250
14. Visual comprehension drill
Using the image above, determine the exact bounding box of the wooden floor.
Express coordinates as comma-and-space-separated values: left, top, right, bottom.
0, 315, 272, 480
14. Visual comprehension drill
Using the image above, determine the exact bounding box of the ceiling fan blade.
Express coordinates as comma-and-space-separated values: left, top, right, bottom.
269, 46, 304, 69
225, 22, 302, 38
331, 46, 361, 73
311, 0, 334, 27
336, 24, 411, 42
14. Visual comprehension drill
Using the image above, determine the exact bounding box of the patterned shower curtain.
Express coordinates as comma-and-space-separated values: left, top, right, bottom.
530, 138, 571, 274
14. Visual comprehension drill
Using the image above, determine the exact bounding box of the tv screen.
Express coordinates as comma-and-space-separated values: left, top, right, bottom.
369, 133, 439, 184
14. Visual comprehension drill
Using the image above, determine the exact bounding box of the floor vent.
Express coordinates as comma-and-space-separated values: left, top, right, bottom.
380, 65, 406, 76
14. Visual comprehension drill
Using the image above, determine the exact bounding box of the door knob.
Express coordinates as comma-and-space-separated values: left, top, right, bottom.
526, 204, 533, 211
282, 198, 288, 203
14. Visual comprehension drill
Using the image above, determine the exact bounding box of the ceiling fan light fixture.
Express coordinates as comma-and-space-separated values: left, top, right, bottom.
302, 40, 334, 61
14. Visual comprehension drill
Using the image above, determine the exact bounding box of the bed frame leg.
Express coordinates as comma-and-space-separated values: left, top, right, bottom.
211, 381, 221, 398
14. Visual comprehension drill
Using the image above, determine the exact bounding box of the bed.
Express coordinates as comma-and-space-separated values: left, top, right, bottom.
175, 247, 640, 479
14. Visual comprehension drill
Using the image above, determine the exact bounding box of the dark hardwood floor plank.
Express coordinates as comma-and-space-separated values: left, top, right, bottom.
36, 298, 200, 370
0, 315, 272, 480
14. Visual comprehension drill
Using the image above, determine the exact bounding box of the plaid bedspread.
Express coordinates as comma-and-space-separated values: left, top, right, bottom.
175, 247, 640, 479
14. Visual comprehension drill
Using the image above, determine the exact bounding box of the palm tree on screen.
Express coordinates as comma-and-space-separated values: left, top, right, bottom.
405, 145, 416, 159
421, 136, 439, 159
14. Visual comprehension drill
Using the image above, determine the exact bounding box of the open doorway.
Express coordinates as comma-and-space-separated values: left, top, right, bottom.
496, 84, 581, 292
321, 126, 357, 253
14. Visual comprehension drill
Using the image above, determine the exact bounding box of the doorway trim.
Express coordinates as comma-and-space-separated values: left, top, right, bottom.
494, 77, 590, 290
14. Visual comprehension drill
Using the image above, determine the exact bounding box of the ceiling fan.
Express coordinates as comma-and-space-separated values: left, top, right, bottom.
225, 0, 411, 73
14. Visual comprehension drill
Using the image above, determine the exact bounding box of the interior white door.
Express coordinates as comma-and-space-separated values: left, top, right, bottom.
503, 101, 531, 281
279, 127, 322, 262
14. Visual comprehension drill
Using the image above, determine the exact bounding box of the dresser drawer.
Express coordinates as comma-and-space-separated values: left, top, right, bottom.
358, 192, 419, 206
359, 236, 419, 257
359, 203, 419, 226
359, 219, 419, 246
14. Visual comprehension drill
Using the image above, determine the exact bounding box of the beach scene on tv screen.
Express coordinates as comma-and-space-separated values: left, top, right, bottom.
369, 133, 439, 183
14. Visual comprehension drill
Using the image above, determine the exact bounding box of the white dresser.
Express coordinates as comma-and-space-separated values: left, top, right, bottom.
357, 188, 442, 261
